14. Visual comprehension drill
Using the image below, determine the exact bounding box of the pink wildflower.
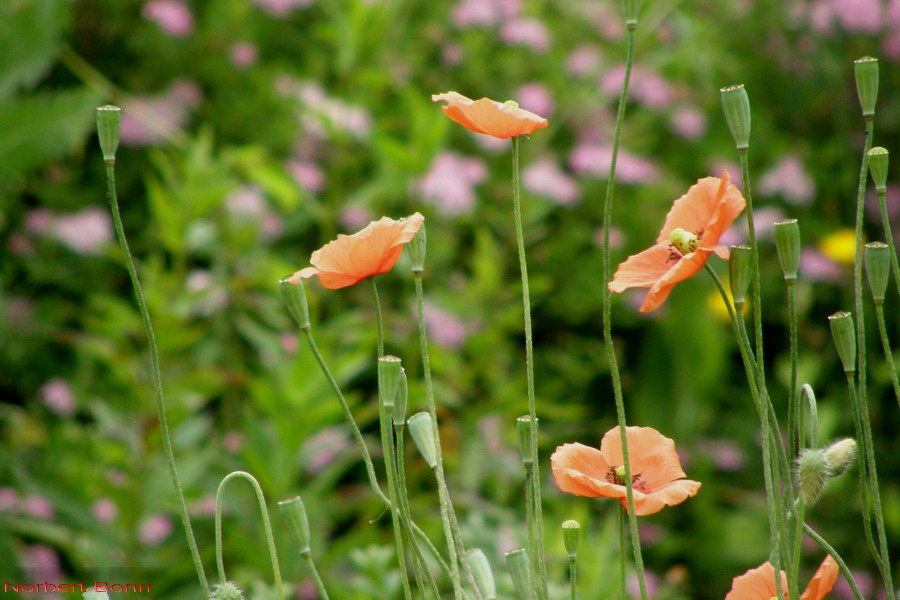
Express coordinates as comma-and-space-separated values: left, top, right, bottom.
339, 206, 374, 230
516, 83, 554, 119
423, 303, 468, 349
50, 208, 112, 255
417, 152, 487, 216
759, 155, 815, 205
224, 431, 244, 454
800, 249, 843, 283
288, 160, 326, 193
452, 0, 520, 27
601, 64, 673, 109
120, 80, 201, 146
569, 143, 659, 183
22, 495, 54, 520
522, 158, 579, 206
92, 498, 118, 524
593, 227, 624, 249
39, 378, 75, 417
670, 106, 707, 140
567, 45, 601, 76
140, 514, 174, 546
251, 0, 313, 16
0, 487, 18, 511
500, 18, 550, 52
143, 0, 193, 37
229, 42, 259, 68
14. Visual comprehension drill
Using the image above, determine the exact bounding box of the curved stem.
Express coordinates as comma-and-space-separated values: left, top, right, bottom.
874, 303, 900, 410
787, 279, 799, 461
803, 524, 866, 600
738, 149, 765, 387
876, 187, 900, 300
103, 162, 209, 597
214, 471, 284, 600
370, 278, 385, 358
302, 554, 331, 600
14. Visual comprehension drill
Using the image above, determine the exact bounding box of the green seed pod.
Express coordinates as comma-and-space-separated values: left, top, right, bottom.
823, 438, 857, 477
720, 85, 751, 150
516, 415, 536, 466
392, 368, 408, 426
854, 56, 879, 118
505, 548, 533, 600
796, 449, 829, 505
465, 549, 497, 600
865, 242, 891, 303
83, 588, 111, 600
278, 496, 311, 555
729, 245, 753, 305
774, 220, 801, 281
620, 0, 640, 26
407, 223, 426, 274
211, 582, 245, 600
96, 105, 121, 163
378, 355, 403, 409
828, 311, 856, 374
279, 276, 311, 331
868, 147, 889, 192
562, 519, 581, 558
408, 412, 437, 468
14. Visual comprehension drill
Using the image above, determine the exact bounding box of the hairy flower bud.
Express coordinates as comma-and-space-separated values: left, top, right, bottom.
823, 438, 857, 477
797, 449, 829, 505
212, 582, 245, 600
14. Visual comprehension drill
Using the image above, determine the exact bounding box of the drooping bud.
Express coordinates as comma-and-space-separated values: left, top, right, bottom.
868, 147, 889, 192
378, 355, 403, 409
828, 311, 856, 374
796, 449, 829, 505
278, 496, 312, 555
823, 438, 857, 477
393, 368, 408, 426
720, 85, 751, 150
562, 520, 580, 558
96, 105, 122, 163
774, 220, 801, 281
280, 276, 311, 331
83, 588, 111, 600
505, 548, 533, 600
465, 549, 497, 600
854, 56, 879, 118
729, 245, 752, 306
516, 415, 536, 466
407, 223, 426, 274
865, 242, 891, 303
408, 412, 437, 468
620, 0, 640, 26
212, 582, 246, 600
669, 228, 699, 255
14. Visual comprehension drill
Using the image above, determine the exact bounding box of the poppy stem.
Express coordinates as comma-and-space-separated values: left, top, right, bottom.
103, 161, 210, 598
875, 185, 900, 301
786, 279, 800, 463
618, 507, 627, 600
370, 278, 385, 358
598, 21, 649, 600
789, 498, 805, 600
802, 524, 866, 600
379, 403, 415, 600
737, 149, 766, 401
510, 135, 549, 600
873, 303, 900, 409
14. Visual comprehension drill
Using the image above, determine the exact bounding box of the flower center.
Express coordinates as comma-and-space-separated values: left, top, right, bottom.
606, 465, 649, 492
504, 100, 520, 108
669, 228, 699, 254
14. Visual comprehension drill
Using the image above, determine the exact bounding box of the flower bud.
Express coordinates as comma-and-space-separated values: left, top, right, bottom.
669, 228, 699, 255
407, 223, 426, 273
562, 520, 580, 558
854, 56, 878, 118
83, 588, 111, 600
211, 582, 245, 600
823, 438, 857, 477
729, 245, 752, 305
516, 415, 536, 466
465, 549, 497, 600
505, 548, 532, 600
774, 220, 801, 281
280, 276, 311, 331
828, 311, 856, 374
620, 0, 640, 26
865, 242, 891, 304
378, 355, 403, 410
278, 496, 311, 555
408, 412, 437, 468
796, 449, 829, 505
393, 368, 408, 426
868, 147, 889, 192
721, 85, 751, 150
96, 105, 121, 163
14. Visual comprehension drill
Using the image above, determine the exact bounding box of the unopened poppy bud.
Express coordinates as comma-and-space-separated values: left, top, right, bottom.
516, 415, 536, 466
773, 220, 801, 281
729, 245, 752, 305
828, 311, 856, 374
393, 369, 408, 426
823, 438, 857, 477
408, 412, 437, 468
505, 548, 532, 600
797, 449, 829, 505
868, 147, 889, 192
620, 0, 640, 26
212, 582, 245, 600
854, 56, 878, 118
378, 355, 403, 409
562, 520, 580, 558
278, 496, 311, 555
280, 276, 311, 331
669, 228, 699, 254
96, 105, 121, 163
720, 84, 751, 150
407, 224, 426, 273
865, 242, 891, 303
83, 588, 111, 600
465, 549, 497, 600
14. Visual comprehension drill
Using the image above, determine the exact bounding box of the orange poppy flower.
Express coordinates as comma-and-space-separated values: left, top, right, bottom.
725, 555, 839, 600
551, 426, 701, 516
289, 213, 424, 289
431, 91, 548, 139
608, 172, 745, 312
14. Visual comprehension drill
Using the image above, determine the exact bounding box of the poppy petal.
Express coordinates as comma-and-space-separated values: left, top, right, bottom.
599, 427, 689, 489
725, 562, 786, 600
628, 479, 701, 516
800, 555, 839, 600
657, 174, 732, 245
608, 243, 675, 291
432, 91, 548, 139
638, 250, 711, 313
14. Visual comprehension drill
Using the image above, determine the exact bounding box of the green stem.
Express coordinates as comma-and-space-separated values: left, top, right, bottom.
706, 264, 785, 600
214, 471, 284, 600
414, 273, 465, 599
524, 463, 538, 600
789, 499, 805, 600
738, 149, 765, 388
874, 303, 900, 410
395, 425, 436, 599
370, 278, 385, 358
302, 553, 331, 600
599, 23, 648, 600
381, 406, 413, 600
786, 279, 800, 462
510, 136, 548, 600
618, 508, 627, 600
103, 161, 209, 597
876, 187, 900, 300
803, 524, 866, 600
568, 556, 577, 600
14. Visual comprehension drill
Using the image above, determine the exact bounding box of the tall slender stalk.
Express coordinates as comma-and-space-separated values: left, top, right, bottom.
523, 461, 538, 600
803, 524, 866, 600
786, 279, 800, 461
737, 150, 765, 386
103, 162, 209, 597
598, 22, 648, 600
875, 186, 900, 300
873, 303, 900, 407
380, 404, 414, 600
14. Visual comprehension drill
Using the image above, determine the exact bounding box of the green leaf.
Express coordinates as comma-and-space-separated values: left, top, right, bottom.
0, 0, 68, 100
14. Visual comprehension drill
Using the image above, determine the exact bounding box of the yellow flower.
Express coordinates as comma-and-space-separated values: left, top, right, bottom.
707, 287, 747, 322
818, 229, 856, 264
